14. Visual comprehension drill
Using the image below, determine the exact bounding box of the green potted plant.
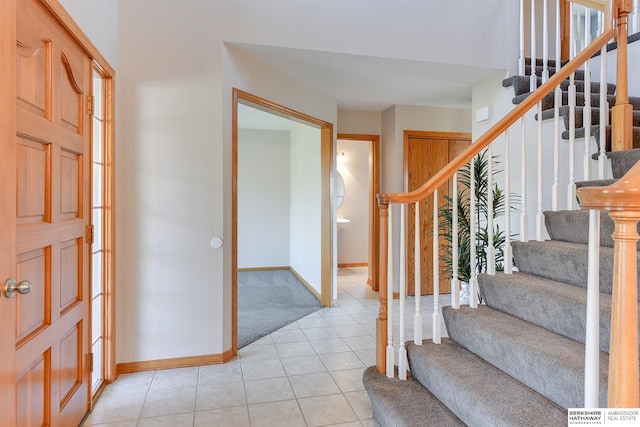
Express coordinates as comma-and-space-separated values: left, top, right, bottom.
438, 150, 514, 303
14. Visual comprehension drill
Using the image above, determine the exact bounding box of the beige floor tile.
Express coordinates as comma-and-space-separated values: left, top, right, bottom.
82, 421, 138, 427
149, 367, 198, 392
360, 419, 382, 427
82, 394, 144, 424
281, 355, 327, 376
324, 316, 361, 327
245, 377, 295, 404
270, 328, 307, 343
344, 390, 373, 420
239, 343, 280, 361
302, 327, 340, 340
319, 352, 365, 371
275, 341, 316, 358
332, 324, 371, 338
342, 335, 376, 351
298, 394, 359, 426
194, 406, 250, 427
136, 413, 194, 427
196, 381, 247, 411
288, 372, 340, 398
329, 368, 366, 392
198, 358, 243, 384
240, 358, 286, 381
248, 400, 306, 427
297, 317, 330, 329
309, 338, 351, 354
140, 386, 196, 418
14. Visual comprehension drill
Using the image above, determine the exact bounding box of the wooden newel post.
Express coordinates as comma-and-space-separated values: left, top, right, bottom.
612, 0, 634, 151
607, 210, 640, 407
376, 202, 389, 374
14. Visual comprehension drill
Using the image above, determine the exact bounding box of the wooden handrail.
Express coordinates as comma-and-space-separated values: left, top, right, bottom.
377, 27, 616, 207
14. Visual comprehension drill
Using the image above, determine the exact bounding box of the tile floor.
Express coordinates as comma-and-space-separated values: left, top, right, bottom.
82, 267, 449, 427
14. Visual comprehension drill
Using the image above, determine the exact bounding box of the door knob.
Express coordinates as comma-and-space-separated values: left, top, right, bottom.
5, 279, 32, 298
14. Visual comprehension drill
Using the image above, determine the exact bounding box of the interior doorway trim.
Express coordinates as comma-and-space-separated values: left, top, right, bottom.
336, 133, 381, 291
232, 88, 334, 355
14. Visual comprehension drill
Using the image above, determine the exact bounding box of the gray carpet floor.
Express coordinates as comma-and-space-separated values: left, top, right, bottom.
237, 269, 322, 348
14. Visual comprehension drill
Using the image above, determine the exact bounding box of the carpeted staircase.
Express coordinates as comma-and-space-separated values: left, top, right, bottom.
503, 57, 640, 154
363, 55, 640, 425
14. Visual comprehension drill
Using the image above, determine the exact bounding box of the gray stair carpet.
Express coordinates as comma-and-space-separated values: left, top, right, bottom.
503, 75, 615, 97
478, 271, 614, 353
544, 209, 616, 247
406, 339, 567, 426
561, 125, 640, 154
363, 366, 465, 427
442, 306, 609, 408
608, 147, 640, 178
538, 106, 640, 127
511, 240, 620, 293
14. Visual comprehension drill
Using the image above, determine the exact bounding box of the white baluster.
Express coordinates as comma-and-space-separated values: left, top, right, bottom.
469, 160, 479, 308
414, 201, 423, 344
531, 0, 538, 91
451, 174, 461, 308
568, 72, 577, 210
386, 205, 395, 378
598, 47, 608, 179
432, 190, 442, 342
504, 131, 513, 275
520, 0, 526, 75
537, 101, 545, 240
542, 0, 549, 82
487, 146, 496, 274
552, 0, 561, 211
584, 209, 600, 407
553, 86, 561, 211
521, 117, 529, 242
583, 7, 592, 181
633, 0, 640, 34
398, 204, 407, 380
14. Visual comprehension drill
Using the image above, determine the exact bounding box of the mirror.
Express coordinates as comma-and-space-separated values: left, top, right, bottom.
336, 171, 345, 209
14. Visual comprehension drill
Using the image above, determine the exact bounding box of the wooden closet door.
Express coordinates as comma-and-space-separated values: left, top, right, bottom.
3, 0, 92, 425
405, 131, 471, 296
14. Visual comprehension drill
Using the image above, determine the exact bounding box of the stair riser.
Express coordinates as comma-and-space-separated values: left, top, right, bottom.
525, 65, 585, 80
515, 91, 640, 111
544, 210, 640, 248
442, 306, 609, 408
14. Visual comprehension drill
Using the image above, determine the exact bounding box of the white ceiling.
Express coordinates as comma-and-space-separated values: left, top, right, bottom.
234, 43, 503, 112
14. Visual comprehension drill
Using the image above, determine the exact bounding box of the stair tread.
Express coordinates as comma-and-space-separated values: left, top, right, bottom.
406, 339, 567, 426
504, 75, 616, 97
545, 209, 616, 247
441, 305, 609, 408
363, 366, 465, 427
478, 270, 614, 353
512, 240, 621, 294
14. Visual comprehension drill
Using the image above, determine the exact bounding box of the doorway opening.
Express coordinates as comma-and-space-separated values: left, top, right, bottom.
336, 134, 380, 292
232, 89, 334, 354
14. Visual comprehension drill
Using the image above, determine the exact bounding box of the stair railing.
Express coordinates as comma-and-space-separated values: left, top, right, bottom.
578, 0, 640, 408
376, 1, 634, 410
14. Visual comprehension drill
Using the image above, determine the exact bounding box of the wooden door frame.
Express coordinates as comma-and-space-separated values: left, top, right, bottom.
336, 134, 381, 291
232, 89, 334, 355
0, 1, 117, 420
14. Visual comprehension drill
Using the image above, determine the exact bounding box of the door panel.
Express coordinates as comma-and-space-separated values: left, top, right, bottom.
12, 0, 92, 425
405, 132, 471, 295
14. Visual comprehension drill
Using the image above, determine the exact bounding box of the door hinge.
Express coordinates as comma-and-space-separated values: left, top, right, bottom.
87, 353, 94, 373
86, 224, 94, 244
87, 95, 95, 116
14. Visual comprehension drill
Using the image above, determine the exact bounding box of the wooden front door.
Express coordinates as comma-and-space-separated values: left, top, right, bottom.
405, 131, 471, 296
0, 0, 92, 425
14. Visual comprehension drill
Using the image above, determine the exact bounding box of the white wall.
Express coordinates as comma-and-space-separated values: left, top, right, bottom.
58, 0, 118, 68
81, 0, 521, 363
289, 125, 323, 293
238, 129, 291, 269
337, 140, 370, 265
337, 110, 382, 135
